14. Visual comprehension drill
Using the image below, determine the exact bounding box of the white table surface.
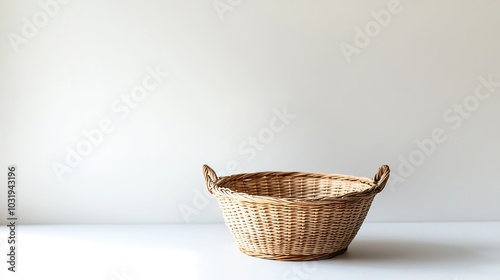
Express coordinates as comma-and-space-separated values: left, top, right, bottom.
0, 222, 499, 280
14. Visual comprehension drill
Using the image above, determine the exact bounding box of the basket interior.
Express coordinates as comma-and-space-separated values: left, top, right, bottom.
218, 172, 375, 200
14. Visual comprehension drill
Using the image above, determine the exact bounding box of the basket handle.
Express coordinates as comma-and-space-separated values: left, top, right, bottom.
202, 164, 218, 194
373, 165, 390, 193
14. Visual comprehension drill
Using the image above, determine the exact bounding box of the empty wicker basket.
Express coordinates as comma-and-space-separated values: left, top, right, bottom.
202, 164, 390, 261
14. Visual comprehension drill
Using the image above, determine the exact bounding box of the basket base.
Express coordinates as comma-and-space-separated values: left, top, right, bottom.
239, 247, 348, 261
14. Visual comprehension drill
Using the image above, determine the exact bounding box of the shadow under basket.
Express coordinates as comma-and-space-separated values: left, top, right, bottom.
202, 164, 390, 261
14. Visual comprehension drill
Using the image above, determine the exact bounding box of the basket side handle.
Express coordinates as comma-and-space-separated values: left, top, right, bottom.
202, 164, 218, 194
373, 165, 390, 193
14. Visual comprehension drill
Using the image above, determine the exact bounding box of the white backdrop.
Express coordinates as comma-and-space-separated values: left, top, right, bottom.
0, 0, 499, 224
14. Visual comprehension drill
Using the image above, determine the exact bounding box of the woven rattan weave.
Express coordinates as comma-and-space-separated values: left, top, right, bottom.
203, 164, 390, 261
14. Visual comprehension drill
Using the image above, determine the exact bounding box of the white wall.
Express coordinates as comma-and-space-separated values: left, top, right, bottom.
0, 0, 499, 224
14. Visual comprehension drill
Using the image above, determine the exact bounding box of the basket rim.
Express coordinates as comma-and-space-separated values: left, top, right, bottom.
209, 170, 379, 205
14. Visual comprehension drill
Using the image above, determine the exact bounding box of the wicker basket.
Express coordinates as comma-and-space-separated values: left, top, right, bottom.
202, 164, 390, 261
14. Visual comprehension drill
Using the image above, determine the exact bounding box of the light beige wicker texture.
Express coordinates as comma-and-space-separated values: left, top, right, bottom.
203, 164, 390, 261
